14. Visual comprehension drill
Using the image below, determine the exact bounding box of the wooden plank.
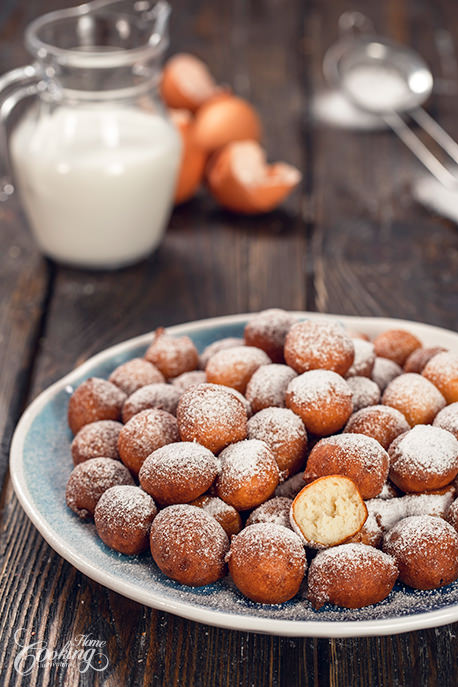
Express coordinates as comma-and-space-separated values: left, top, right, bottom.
0, 0, 312, 685
305, 0, 458, 685
308, 0, 458, 329
0, 0, 55, 491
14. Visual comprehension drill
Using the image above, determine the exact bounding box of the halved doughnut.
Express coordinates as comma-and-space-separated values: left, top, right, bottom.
290, 475, 367, 548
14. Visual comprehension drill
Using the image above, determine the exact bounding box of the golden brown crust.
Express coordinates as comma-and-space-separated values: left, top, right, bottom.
94, 485, 157, 555
65, 458, 134, 520
284, 321, 354, 376
243, 309, 295, 363
68, 378, 127, 435
190, 494, 242, 536
373, 329, 422, 367
422, 352, 458, 404
138, 442, 219, 505
285, 370, 353, 436
247, 407, 307, 477
307, 544, 398, 609
382, 373, 446, 426
216, 440, 280, 511
109, 358, 165, 396
150, 505, 229, 586
344, 405, 410, 449
227, 523, 306, 603
144, 328, 199, 379
388, 426, 458, 493
383, 515, 458, 589
304, 434, 389, 500
117, 408, 180, 476
205, 346, 271, 394
71, 420, 122, 465
176, 383, 248, 454
403, 347, 447, 374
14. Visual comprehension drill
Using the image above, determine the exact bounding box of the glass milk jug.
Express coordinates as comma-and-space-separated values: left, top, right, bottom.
0, 0, 181, 269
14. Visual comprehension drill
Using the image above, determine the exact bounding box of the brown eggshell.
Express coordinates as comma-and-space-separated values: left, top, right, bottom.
206, 141, 301, 214
193, 96, 261, 152
170, 109, 207, 204
161, 53, 219, 112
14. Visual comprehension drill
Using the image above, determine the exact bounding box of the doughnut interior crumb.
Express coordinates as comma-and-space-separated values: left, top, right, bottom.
291, 475, 367, 547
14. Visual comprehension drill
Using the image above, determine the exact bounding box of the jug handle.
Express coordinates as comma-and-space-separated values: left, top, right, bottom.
0, 64, 42, 201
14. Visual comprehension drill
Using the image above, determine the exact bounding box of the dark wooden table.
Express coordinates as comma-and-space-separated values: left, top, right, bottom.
1, 0, 458, 685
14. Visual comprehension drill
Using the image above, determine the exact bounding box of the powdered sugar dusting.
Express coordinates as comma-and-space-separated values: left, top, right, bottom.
346, 376, 380, 411
151, 504, 229, 563
383, 373, 446, 421
308, 543, 397, 606
95, 485, 157, 531
218, 440, 279, 486
247, 407, 307, 457
371, 357, 403, 391
244, 309, 295, 359
434, 403, 458, 438
145, 330, 198, 378
206, 346, 271, 379
199, 337, 244, 369
286, 370, 352, 409
139, 441, 218, 487
389, 425, 458, 476
346, 339, 376, 378
229, 523, 305, 565
78, 377, 127, 408
424, 351, 458, 379
317, 433, 389, 473
247, 497, 293, 529
384, 515, 458, 558
109, 358, 164, 396
344, 404, 410, 447
285, 320, 354, 370
171, 370, 206, 392
246, 364, 297, 411
122, 383, 181, 421
368, 491, 455, 534
66, 457, 134, 518
196, 496, 236, 519
118, 409, 180, 464
71, 420, 122, 464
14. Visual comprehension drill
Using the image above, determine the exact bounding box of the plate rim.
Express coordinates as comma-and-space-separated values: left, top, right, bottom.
9, 311, 458, 638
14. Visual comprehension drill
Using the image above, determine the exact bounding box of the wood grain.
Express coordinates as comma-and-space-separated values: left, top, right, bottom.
0, 0, 457, 685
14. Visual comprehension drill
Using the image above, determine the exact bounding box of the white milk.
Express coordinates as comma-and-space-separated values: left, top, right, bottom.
10, 104, 181, 268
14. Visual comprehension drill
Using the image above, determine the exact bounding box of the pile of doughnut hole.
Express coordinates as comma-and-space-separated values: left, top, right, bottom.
65, 310, 458, 609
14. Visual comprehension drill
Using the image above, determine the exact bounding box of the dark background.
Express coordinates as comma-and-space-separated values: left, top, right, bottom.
1, 0, 458, 685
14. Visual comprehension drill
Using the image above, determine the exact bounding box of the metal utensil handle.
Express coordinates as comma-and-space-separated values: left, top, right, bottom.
383, 111, 458, 188
410, 107, 458, 165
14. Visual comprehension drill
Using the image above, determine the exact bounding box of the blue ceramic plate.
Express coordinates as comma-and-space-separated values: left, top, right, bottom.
10, 312, 458, 637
